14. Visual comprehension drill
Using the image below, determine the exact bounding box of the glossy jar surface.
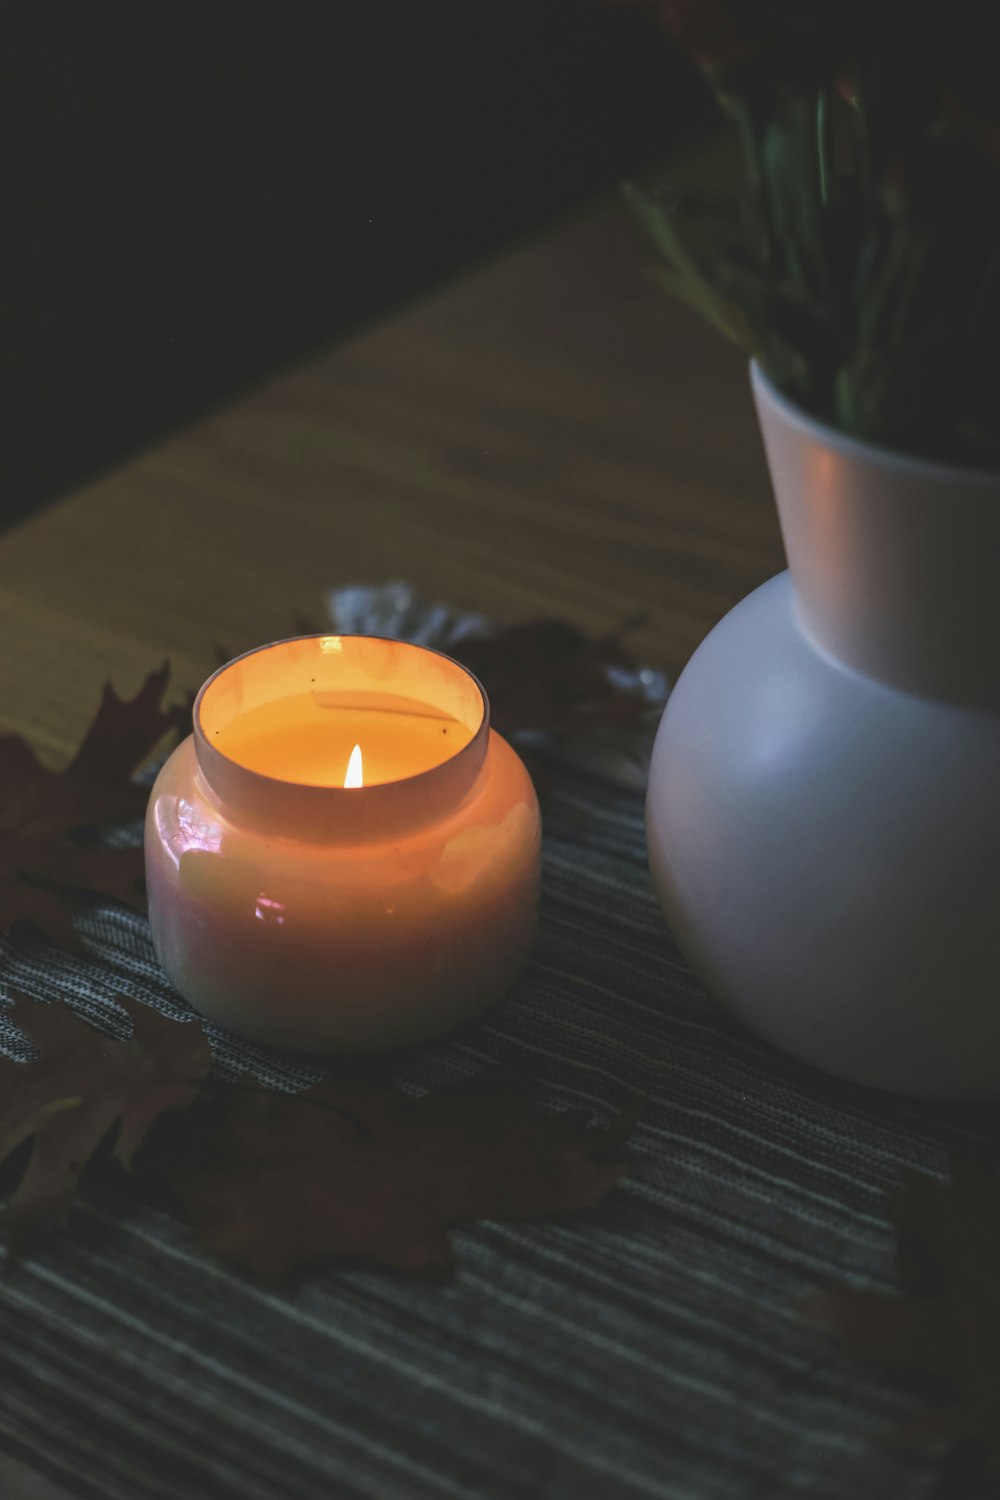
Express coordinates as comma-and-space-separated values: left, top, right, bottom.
145, 636, 541, 1051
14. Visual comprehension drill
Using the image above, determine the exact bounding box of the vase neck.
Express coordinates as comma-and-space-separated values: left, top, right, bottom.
752, 364, 1000, 712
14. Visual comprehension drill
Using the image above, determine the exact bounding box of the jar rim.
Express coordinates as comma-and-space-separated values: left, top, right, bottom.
192, 635, 492, 841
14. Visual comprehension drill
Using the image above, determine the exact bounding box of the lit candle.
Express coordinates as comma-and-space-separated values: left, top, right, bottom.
144, 636, 541, 1050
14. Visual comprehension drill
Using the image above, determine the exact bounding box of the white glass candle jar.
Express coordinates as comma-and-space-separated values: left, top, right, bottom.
145, 636, 541, 1050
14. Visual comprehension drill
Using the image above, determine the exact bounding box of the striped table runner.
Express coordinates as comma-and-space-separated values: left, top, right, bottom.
0, 767, 971, 1500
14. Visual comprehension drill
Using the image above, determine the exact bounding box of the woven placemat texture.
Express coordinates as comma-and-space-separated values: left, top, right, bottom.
2, 760, 985, 1500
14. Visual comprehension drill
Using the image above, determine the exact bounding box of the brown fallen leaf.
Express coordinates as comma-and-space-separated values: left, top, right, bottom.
804, 1155, 1000, 1484
454, 617, 653, 740
158, 1072, 637, 1282
0, 663, 171, 950
65, 664, 173, 789
0, 991, 211, 1255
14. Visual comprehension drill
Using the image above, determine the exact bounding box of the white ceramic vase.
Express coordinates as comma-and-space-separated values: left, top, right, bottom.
646, 363, 1000, 1098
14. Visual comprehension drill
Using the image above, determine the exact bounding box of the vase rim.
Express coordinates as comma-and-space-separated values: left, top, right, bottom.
750, 360, 1000, 488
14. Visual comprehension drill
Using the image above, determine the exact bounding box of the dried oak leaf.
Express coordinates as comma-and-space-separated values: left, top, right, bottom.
0, 663, 171, 950
454, 618, 653, 740
0, 991, 210, 1255
804, 1155, 1000, 1476
452, 618, 665, 796
160, 1072, 637, 1282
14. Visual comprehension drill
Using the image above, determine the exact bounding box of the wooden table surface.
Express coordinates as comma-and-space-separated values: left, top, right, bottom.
0, 131, 782, 761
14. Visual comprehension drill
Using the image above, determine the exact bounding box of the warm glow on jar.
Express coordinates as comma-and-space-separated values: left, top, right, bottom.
144, 636, 541, 1051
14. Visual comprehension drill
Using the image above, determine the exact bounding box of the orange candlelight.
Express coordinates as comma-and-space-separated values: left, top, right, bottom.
144, 636, 541, 1050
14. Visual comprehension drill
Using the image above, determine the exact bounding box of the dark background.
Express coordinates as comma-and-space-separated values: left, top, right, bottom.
0, 1, 711, 533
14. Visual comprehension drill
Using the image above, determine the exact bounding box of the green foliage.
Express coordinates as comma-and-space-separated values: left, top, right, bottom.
627, 2, 1000, 467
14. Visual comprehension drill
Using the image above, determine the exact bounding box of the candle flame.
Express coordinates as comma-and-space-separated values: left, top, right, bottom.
344, 743, 363, 789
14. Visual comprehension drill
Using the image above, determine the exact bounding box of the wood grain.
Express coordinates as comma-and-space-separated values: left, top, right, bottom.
0, 134, 783, 764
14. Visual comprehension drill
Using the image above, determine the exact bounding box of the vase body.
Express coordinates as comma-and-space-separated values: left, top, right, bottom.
646, 364, 1000, 1097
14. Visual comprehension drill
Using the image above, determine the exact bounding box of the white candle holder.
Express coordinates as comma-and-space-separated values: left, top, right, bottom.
144, 636, 541, 1051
